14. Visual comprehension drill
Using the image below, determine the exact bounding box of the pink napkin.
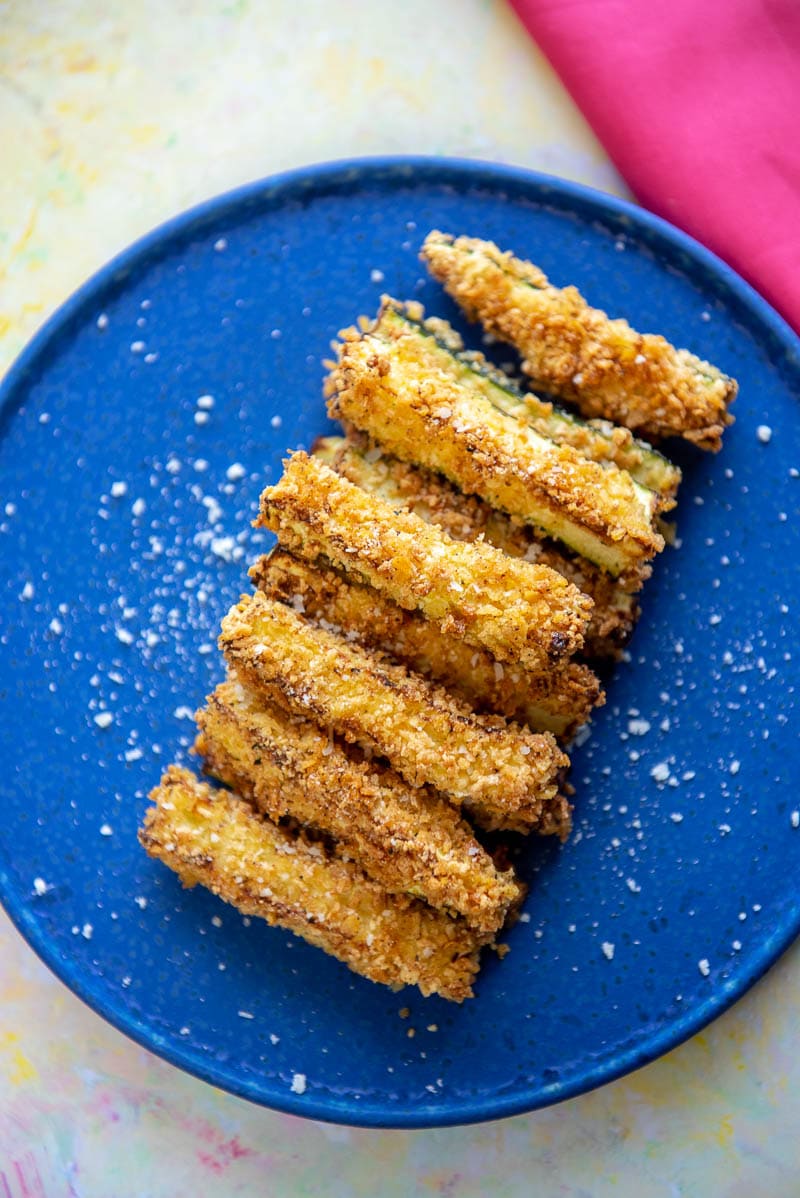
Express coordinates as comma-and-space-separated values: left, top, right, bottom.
510, 0, 800, 333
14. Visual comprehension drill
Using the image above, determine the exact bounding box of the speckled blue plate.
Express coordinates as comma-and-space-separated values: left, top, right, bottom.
1, 157, 799, 1128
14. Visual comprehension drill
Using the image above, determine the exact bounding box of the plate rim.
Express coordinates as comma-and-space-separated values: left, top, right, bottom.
1, 153, 799, 1129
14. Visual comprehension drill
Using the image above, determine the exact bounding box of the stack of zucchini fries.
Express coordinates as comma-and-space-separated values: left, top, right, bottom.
141, 233, 736, 1002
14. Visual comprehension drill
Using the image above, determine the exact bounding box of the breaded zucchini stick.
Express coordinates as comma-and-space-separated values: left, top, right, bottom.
251, 549, 603, 739
219, 591, 570, 834
325, 324, 664, 579
258, 452, 593, 672
421, 232, 736, 451
356, 298, 681, 501
315, 436, 641, 654
141, 767, 485, 1001
196, 677, 521, 933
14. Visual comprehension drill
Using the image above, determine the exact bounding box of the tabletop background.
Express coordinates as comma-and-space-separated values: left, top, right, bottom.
1, 2, 798, 1194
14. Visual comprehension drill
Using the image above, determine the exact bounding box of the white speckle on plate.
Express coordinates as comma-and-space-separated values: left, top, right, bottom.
226, 462, 246, 481
214, 237, 228, 251
110, 481, 128, 498
33, 877, 49, 896
791, 811, 800, 828
238, 1010, 255, 1020
270, 414, 282, 429
601, 941, 615, 960
197, 394, 215, 410
370, 268, 385, 283
756, 424, 772, 444
194, 411, 210, 426
100, 823, 113, 836
96, 313, 109, 329
94, 711, 113, 729
81, 923, 93, 940
130, 341, 145, 354
290, 1073, 307, 1094
698, 958, 710, 977
651, 762, 670, 783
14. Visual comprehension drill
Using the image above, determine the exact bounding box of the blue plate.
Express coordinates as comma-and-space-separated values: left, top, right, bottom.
1, 158, 799, 1129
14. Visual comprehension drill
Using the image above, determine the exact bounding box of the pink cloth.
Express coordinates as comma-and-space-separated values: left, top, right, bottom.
510, 0, 800, 332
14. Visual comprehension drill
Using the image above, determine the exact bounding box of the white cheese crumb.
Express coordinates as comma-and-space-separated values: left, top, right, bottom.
134, 896, 148, 909
115, 626, 134, 645
634, 353, 646, 365
626, 878, 641, 893
698, 958, 710, 977
20, 581, 34, 601
94, 711, 113, 729
791, 811, 800, 828
110, 481, 128, 498
96, 313, 109, 329
124, 747, 143, 762
214, 237, 228, 251
210, 536, 236, 561
197, 394, 215, 410
130, 340, 145, 354
730, 760, 741, 775
651, 762, 670, 783
226, 462, 246, 481
238, 1010, 255, 1020
270, 1033, 280, 1045
732, 940, 742, 951
33, 877, 49, 896
270, 414, 282, 428
100, 823, 113, 836
49, 618, 63, 635
290, 1072, 307, 1095
601, 941, 615, 960
211, 915, 223, 928
627, 718, 651, 736
82, 923, 93, 940
670, 812, 684, 823
756, 425, 772, 444
132, 498, 146, 517
194, 411, 210, 425
174, 705, 194, 720
370, 268, 385, 283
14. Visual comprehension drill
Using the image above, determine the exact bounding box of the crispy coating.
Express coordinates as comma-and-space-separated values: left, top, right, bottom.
251, 549, 603, 739
421, 232, 736, 451
316, 436, 641, 654
140, 767, 485, 1001
325, 323, 664, 579
196, 677, 521, 933
258, 452, 593, 672
219, 591, 570, 834
363, 298, 681, 502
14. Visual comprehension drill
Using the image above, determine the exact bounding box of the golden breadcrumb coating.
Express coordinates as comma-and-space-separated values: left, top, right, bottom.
219, 591, 570, 834
196, 677, 522, 933
325, 324, 664, 579
258, 452, 593, 672
356, 297, 681, 502
421, 232, 736, 451
251, 549, 603, 739
140, 767, 485, 1001
316, 435, 641, 654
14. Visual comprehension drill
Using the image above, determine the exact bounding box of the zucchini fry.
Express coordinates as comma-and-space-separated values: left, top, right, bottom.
315, 436, 641, 654
219, 591, 570, 834
196, 677, 521, 933
251, 549, 603, 739
363, 298, 681, 502
325, 323, 664, 579
258, 452, 593, 672
140, 767, 486, 1001
421, 232, 736, 451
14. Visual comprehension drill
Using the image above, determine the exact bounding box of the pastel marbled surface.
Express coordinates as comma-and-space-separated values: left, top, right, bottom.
1, 2, 798, 1194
